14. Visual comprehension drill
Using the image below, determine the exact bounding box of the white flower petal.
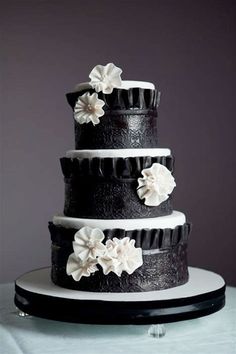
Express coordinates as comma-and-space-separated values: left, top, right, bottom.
90, 115, 100, 125
98, 255, 115, 275
90, 228, 105, 241
78, 248, 91, 261
74, 228, 89, 243
106, 63, 122, 78
96, 99, 105, 108
113, 264, 123, 277
96, 100, 105, 109
66, 253, 80, 275
71, 268, 84, 282
142, 169, 152, 178
145, 191, 168, 206
89, 92, 99, 104
77, 94, 90, 105
74, 110, 88, 124
102, 85, 113, 94
66, 252, 98, 282
95, 108, 105, 117
137, 185, 153, 200
111, 76, 122, 87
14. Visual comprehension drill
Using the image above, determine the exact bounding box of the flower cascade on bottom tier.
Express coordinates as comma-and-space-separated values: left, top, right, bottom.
137, 163, 176, 206
66, 226, 143, 282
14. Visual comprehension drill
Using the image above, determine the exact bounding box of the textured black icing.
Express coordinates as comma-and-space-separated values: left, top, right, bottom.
49, 222, 190, 292
51, 245, 188, 292
74, 111, 158, 149
61, 156, 174, 219
49, 222, 191, 250
64, 177, 172, 218
66, 88, 160, 149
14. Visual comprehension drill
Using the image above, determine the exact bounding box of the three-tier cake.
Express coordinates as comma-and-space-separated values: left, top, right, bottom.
49, 63, 192, 292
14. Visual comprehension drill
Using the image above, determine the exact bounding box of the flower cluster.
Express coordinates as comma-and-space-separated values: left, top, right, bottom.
74, 63, 122, 125
137, 163, 176, 206
66, 226, 143, 282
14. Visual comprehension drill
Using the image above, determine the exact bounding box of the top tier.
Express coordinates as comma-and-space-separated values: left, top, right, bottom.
66, 64, 160, 150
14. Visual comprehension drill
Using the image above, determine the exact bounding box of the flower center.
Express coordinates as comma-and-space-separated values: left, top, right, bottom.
147, 176, 156, 187
147, 176, 156, 184
87, 241, 94, 249
86, 104, 94, 113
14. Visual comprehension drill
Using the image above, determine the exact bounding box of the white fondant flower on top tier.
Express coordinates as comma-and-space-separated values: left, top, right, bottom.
89, 63, 122, 94
74, 92, 105, 125
137, 163, 176, 206
66, 253, 98, 282
72, 226, 106, 261
98, 237, 143, 277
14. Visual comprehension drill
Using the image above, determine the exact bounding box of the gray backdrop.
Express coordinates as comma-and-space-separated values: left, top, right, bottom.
1, 0, 236, 285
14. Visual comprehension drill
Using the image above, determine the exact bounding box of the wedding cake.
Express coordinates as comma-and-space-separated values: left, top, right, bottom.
49, 63, 192, 292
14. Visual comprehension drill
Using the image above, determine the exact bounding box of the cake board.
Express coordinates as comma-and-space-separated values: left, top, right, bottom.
15, 266, 225, 330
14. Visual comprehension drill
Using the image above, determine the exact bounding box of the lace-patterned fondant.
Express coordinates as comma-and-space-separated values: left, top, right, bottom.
61, 155, 174, 219
66, 87, 160, 149
51, 244, 189, 292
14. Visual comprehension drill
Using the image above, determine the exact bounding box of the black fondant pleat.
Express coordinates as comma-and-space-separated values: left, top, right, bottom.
49, 222, 192, 251
60, 155, 174, 180
66, 87, 159, 111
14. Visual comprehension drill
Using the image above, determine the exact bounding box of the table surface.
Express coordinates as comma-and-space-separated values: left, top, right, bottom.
0, 283, 236, 354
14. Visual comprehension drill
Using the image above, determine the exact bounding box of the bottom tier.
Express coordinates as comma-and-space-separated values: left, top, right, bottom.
49, 212, 191, 292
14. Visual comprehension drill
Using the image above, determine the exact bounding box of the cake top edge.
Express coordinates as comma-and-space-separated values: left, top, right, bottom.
52, 211, 186, 231
65, 148, 171, 159
74, 80, 155, 92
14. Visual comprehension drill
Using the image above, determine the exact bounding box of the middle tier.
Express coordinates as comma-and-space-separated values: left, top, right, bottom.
61, 149, 176, 219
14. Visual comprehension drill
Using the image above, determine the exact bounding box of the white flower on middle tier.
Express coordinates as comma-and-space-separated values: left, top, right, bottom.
98, 237, 143, 277
73, 226, 107, 261
74, 92, 105, 125
137, 163, 176, 206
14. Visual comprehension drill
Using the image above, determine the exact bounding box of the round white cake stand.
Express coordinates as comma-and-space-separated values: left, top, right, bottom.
15, 267, 225, 326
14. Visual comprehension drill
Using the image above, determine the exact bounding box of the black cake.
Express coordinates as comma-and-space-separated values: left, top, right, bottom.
49, 63, 191, 292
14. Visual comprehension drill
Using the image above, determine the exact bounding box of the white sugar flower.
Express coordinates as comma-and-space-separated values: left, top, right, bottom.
66, 253, 98, 282
137, 163, 176, 206
89, 63, 122, 94
74, 92, 105, 125
73, 226, 106, 261
98, 237, 143, 277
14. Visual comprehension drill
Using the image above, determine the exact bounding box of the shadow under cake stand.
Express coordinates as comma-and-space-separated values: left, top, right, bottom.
15, 267, 225, 337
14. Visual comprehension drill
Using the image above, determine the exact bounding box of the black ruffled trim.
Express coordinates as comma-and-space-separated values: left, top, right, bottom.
60, 155, 174, 179
66, 87, 160, 111
49, 222, 191, 251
